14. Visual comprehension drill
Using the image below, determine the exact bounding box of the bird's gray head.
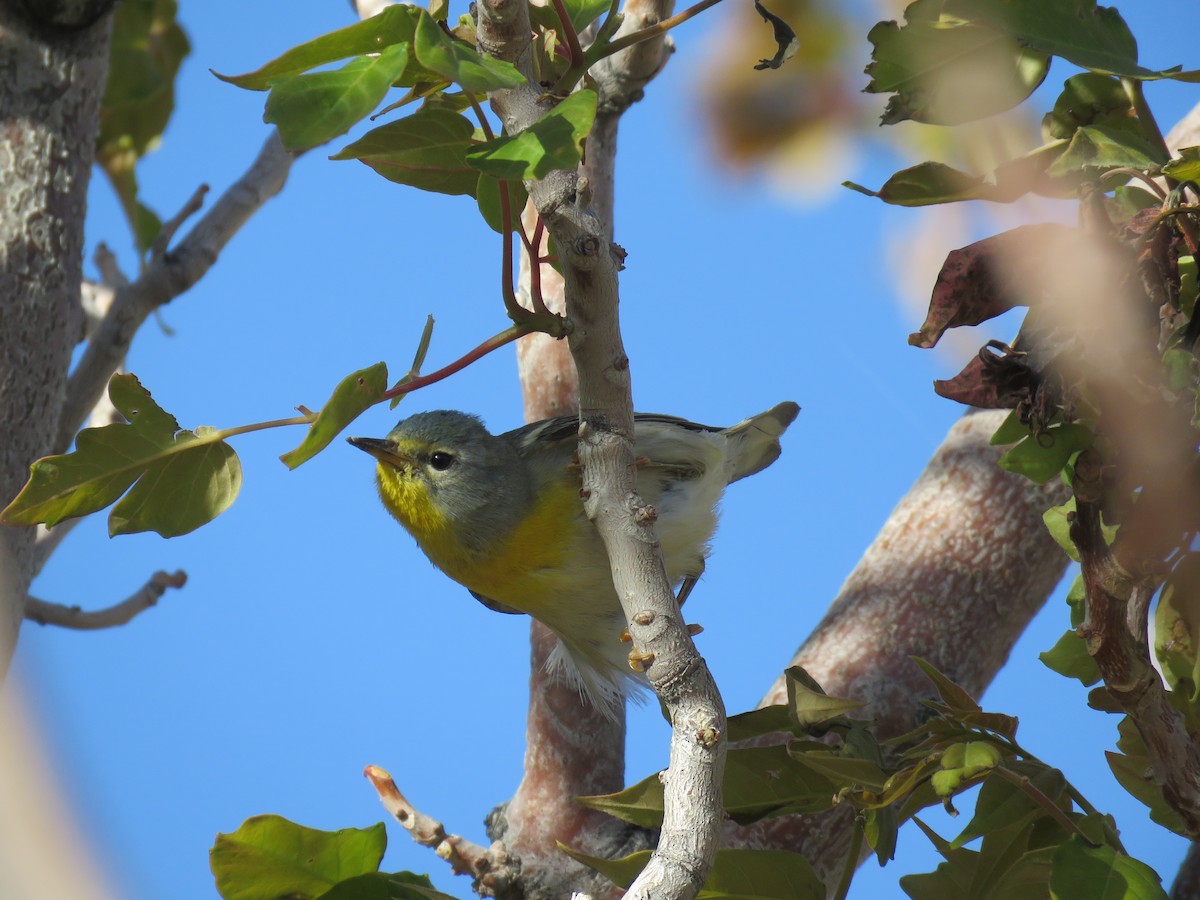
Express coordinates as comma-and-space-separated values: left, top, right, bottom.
348, 410, 533, 551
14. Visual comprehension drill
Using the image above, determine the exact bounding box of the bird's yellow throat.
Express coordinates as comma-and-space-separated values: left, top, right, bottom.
374, 459, 581, 608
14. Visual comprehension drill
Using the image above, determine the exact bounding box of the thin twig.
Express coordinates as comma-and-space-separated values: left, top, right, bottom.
598, 0, 723, 60
548, 0, 585, 70
363, 764, 519, 889
147, 184, 209, 263
93, 242, 129, 288
57, 131, 297, 454
25, 570, 187, 630
529, 215, 548, 316
381, 322, 546, 401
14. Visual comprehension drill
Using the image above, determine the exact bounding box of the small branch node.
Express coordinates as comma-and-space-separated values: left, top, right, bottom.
364, 765, 504, 880
633, 611, 655, 626
150, 184, 210, 263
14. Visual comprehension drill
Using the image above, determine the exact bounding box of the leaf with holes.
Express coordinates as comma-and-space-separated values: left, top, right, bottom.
281, 363, 389, 470
1, 374, 241, 538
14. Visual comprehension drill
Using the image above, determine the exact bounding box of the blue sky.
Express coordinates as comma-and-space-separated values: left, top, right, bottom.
12, 2, 1200, 897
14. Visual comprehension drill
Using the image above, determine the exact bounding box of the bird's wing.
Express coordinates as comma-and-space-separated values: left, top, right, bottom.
469, 589, 525, 616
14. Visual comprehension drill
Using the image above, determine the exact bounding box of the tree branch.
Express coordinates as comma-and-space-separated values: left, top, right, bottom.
1171, 841, 1200, 899
56, 131, 297, 453
24, 570, 186, 631
478, 4, 722, 898
1071, 452, 1200, 837
723, 409, 1071, 884
364, 764, 521, 896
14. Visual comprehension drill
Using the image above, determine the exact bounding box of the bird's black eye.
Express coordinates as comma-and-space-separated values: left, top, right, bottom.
429, 451, 455, 471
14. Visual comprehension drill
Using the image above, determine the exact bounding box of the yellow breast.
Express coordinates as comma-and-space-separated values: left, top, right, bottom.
377, 464, 585, 610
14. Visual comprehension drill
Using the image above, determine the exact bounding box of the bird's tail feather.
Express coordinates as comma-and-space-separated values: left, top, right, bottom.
724, 401, 800, 483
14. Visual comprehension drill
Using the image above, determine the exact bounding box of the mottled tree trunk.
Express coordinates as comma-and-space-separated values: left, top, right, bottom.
0, 2, 114, 673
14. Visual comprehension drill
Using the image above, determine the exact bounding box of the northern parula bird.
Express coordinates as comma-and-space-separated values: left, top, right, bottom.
348, 402, 799, 712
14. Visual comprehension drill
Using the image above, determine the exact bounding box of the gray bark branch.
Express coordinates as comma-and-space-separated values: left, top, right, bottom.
0, 3, 114, 674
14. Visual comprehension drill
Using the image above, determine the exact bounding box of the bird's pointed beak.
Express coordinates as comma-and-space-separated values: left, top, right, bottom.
347, 436, 410, 467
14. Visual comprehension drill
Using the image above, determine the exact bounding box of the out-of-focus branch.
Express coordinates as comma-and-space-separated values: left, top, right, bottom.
56, 131, 296, 453
1171, 842, 1200, 899
724, 409, 1070, 885
1072, 452, 1200, 837
479, 3, 722, 898
24, 570, 186, 631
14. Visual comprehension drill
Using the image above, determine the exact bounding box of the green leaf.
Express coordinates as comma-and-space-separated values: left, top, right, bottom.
1105, 748, 1188, 836
413, 12, 524, 91
1163, 148, 1200, 184
843, 161, 1019, 207
281, 363, 388, 470
727, 705, 799, 743
1048, 836, 1167, 899
210, 815, 386, 900
1155, 555, 1200, 697
912, 657, 981, 712
475, 174, 529, 234
264, 45, 411, 152
1162, 349, 1196, 393
788, 749, 889, 793
1040, 630, 1101, 686
952, 764, 1064, 848
990, 410, 1031, 446
942, 0, 1177, 81
332, 108, 480, 196
109, 435, 241, 537
1043, 73, 1135, 141
320, 872, 460, 900
558, 845, 650, 889
1046, 124, 1168, 180
865, 0, 1049, 125
785, 670, 864, 727
725, 744, 838, 822
967, 818, 1052, 900
998, 423, 1093, 484
0, 374, 241, 538
1044, 500, 1081, 562
698, 850, 825, 900
901, 818, 979, 896
560, 0, 611, 33
96, 0, 189, 253
578, 771, 665, 828
466, 90, 597, 180
215, 5, 422, 90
